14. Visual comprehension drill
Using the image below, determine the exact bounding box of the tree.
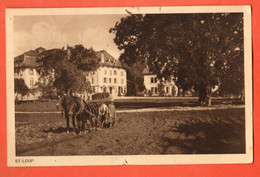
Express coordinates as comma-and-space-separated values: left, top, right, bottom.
110, 13, 244, 105
158, 82, 165, 96
38, 45, 100, 95
125, 61, 146, 96
14, 78, 29, 101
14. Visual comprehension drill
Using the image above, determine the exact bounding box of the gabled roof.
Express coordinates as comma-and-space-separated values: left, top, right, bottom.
14, 48, 124, 70
14, 47, 46, 68
35, 47, 46, 50
35, 47, 46, 53
142, 67, 155, 75
96, 50, 123, 68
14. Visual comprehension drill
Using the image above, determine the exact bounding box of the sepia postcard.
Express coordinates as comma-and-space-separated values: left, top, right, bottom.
6, 6, 253, 166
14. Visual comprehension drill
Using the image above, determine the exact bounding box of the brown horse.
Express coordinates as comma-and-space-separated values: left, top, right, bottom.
57, 93, 100, 133
57, 93, 85, 133
79, 100, 101, 133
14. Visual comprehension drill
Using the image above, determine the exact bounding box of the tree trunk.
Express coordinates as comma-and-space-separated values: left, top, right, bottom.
198, 83, 207, 105
207, 93, 212, 106
15, 94, 18, 104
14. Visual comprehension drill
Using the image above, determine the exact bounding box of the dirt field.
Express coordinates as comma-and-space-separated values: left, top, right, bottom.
15, 108, 245, 156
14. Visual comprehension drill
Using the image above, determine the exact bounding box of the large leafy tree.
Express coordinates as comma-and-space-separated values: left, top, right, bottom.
38, 45, 100, 95
110, 13, 244, 105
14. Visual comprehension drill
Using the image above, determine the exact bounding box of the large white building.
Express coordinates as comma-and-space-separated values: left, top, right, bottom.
86, 50, 127, 98
142, 68, 178, 96
14, 47, 127, 100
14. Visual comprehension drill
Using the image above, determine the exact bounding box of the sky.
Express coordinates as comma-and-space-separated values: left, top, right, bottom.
13, 14, 127, 58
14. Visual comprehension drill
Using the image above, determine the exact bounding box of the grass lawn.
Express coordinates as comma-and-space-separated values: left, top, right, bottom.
15, 108, 245, 156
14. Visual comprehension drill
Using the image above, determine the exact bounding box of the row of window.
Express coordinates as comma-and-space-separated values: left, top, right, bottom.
92, 86, 126, 94
151, 87, 158, 94
151, 77, 158, 83
104, 69, 124, 76
150, 77, 176, 83
150, 86, 171, 94
103, 77, 124, 84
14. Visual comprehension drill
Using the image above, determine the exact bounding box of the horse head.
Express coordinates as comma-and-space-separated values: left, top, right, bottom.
56, 91, 66, 111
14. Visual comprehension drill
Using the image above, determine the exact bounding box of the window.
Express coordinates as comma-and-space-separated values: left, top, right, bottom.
105, 69, 107, 75
121, 79, 124, 84
92, 87, 95, 93
110, 70, 112, 75
109, 78, 112, 83
151, 77, 157, 83
92, 78, 94, 84
121, 71, 124, 76
151, 87, 154, 93
104, 77, 107, 83
166, 87, 169, 93
155, 87, 158, 94
30, 79, 34, 87
114, 70, 117, 75
29, 69, 34, 75
114, 78, 117, 84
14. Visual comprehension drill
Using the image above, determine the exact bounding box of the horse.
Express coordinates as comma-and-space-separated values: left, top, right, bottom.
77, 100, 100, 133
56, 93, 101, 134
56, 93, 85, 133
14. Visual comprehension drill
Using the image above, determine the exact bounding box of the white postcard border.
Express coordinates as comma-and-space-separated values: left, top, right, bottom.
6, 6, 253, 166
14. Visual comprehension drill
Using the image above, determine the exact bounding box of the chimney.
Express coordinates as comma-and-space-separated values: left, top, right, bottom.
101, 52, 105, 63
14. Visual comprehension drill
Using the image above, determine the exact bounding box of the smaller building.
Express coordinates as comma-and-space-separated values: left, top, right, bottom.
142, 67, 178, 97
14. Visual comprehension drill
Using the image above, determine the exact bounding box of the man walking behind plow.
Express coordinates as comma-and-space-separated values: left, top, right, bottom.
107, 98, 116, 128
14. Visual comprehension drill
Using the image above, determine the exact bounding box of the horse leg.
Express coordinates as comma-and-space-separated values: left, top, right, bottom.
77, 116, 82, 134
86, 118, 92, 133
94, 117, 98, 131
67, 111, 75, 133
89, 116, 96, 131
72, 115, 77, 133
82, 118, 86, 134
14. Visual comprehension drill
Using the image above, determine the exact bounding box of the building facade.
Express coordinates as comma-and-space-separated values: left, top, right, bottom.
14, 47, 46, 100
86, 50, 127, 98
14, 48, 127, 100
142, 68, 178, 96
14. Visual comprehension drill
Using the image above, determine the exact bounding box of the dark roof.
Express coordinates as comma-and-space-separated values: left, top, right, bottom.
14, 48, 46, 68
96, 50, 123, 68
35, 47, 46, 53
14, 48, 123, 69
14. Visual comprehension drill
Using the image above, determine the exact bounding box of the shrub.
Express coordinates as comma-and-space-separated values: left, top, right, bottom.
92, 92, 109, 100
